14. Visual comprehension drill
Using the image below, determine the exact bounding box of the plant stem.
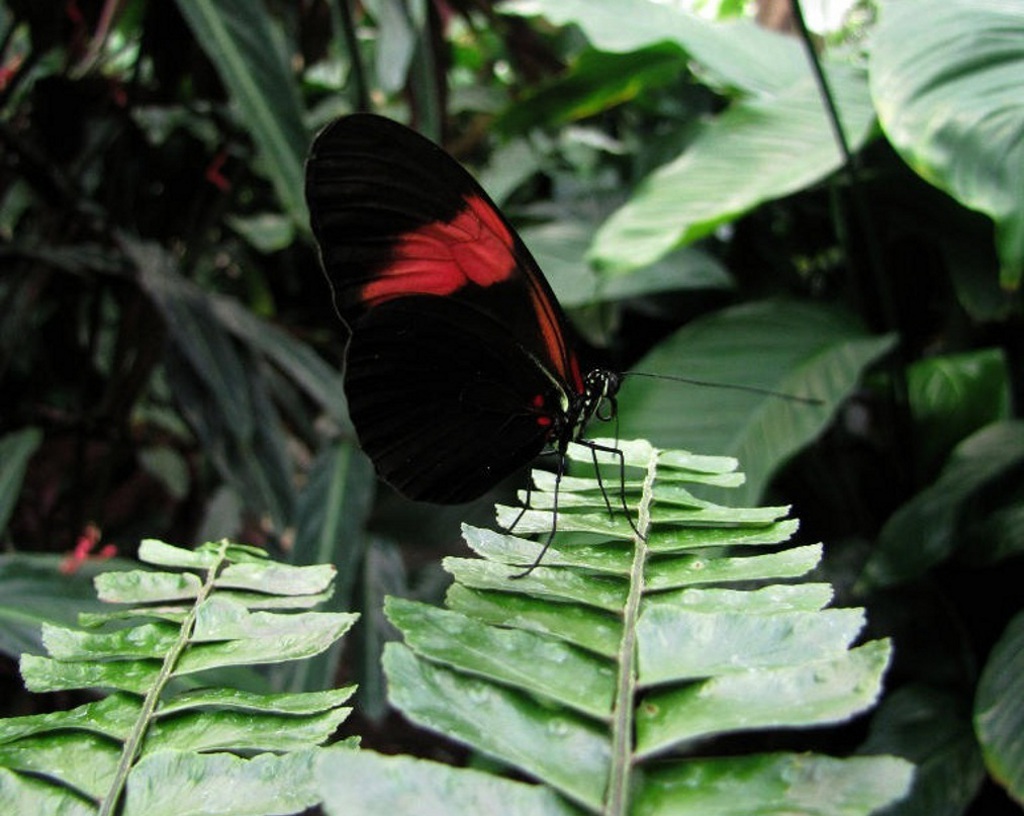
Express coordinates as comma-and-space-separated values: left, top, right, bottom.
789, 0, 893, 333
98, 541, 229, 816
333, 0, 369, 112
78, 0, 125, 76
604, 448, 658, 815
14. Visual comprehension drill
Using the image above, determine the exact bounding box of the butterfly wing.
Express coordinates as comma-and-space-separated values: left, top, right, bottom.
345, 295, 566, 502
306, 113, 584, 394
305, 114, 584, 501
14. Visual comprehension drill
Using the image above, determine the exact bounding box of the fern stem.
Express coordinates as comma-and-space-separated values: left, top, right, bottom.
98, 541, 229, 816
604, 449, 658, 815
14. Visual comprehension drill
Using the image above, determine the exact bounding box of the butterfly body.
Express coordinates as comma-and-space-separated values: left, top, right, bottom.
306, 113, 619, 504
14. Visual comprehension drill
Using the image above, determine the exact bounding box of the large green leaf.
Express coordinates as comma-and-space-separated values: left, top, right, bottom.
975, 610, 1024, 806
616, 300, 896, 506
505, 0, 876, 273
0, 540, 353, 815
363, 0, 420, 94
504, 0, 808, 95
863, 421, 1024, 588
906, 348, 1011, 479
518, 218, 732, 309
174, 0, 309, 227
383, 441, 913, 814
590, 66, 876, 272
497, 45, 693, 133
869, 0, 1024, 289
859, 685, 986, 816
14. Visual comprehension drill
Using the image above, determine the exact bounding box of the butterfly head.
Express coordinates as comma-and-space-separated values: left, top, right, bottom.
572, 368, 621, 440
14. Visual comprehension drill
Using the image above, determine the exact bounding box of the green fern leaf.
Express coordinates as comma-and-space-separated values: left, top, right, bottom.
378, 441, 915, 815
0, 539, 356, 815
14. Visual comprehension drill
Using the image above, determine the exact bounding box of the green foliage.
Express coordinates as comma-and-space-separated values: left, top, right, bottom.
317, 751, 578, 815
869, 0, 1024, 288
2, 0, 1022, 812
0, 429, 42, 535
617, 300, 896, 505
173, 0, 310, 229
858, 685, 987, 816
0, 552, 137, 658
863, 421, 1024, 587
505, 0, 810, 93
588, 64, 876, 272
0, 540, 355, 815
905, 349, 1011, 479
497, 45, 692, 135
502, 0, 877, 273
975, 611, 1024, 807
379, 443, 912, 814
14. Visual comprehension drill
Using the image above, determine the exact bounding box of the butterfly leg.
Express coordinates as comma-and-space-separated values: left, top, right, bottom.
587, 442, 617, 520
578, 438, 643, 540
505, 480, 533, 534
508, 449, 567, 579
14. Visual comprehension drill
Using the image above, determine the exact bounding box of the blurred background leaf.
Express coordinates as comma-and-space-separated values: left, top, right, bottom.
0, 429, 42, 538
617, 300, 896, 505
869, 0, 1024, 289
974, 610, 1024, 807
174, 0, 310, 227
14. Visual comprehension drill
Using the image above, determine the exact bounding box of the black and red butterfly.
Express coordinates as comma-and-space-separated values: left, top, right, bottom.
305, 113, 628, 553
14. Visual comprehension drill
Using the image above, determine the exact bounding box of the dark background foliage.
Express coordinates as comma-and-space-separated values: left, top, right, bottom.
1, 1, 1021, 813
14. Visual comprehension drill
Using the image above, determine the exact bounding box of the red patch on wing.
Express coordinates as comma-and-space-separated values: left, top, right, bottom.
530, 394, 554, 428
361, 195, 516, 307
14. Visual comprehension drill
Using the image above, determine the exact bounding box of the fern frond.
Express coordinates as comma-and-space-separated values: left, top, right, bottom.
0, 539, 356, 815
377, 440, 914, 815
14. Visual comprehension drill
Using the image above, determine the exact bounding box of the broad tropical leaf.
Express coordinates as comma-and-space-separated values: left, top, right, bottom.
518, 218, 733, 310
860, 684, 986, 816
863, 421, 1024, 588
869, 0, 1024, 289
497, 45, 693, 134
505, 0, 876, 273
906, 348, 1011, 479
589, 65, 875, 272
616, 300, 896, 506
504, 0, 808, 95
975, 610, 1024, 806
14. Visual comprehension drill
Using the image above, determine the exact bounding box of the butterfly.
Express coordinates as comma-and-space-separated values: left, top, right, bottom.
305, 114, 629, 561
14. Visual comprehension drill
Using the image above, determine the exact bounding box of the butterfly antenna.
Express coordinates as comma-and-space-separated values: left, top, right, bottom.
623, 371, 823, 406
